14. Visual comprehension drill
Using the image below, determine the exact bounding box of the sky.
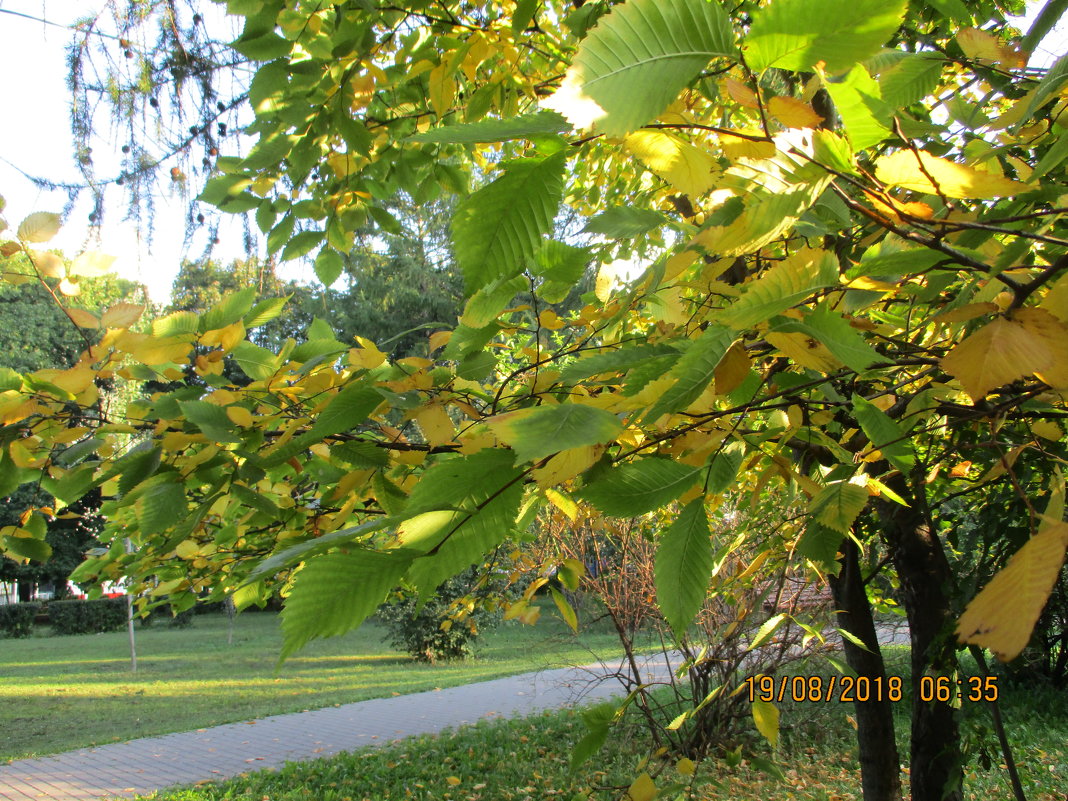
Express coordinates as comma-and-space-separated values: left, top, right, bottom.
0, 1, 1065, 305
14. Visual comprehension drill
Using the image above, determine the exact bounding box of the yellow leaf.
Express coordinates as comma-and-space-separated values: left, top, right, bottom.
445, 776, 461, 786
956, 27, 1017, 65
623, 130, 718, 198
428, 330, 451, 353
626, 772, 658, 801
101, 302, 145, 329
227, 406, 254, 428
1040, 271, 1068, 322
934, 302, 998, 324
66, 308, 100, 329
175, 540, 199, 560
676, 757, 696, 777
350, 73, 375, 110
875, 149, 1031, 199
428, 63, 456, 118
941, 309, 1063, 400
532, 445, 600, 488
714, 342, 751, 395
69, 250, 117, 278
723, 76, 759, 108
413, 403, 455, 448
1032, 420, 1064, 441
349, 338, 387, 369
718, 131, 776, 160
17, 212, 61, 243
957, 522, 1068, 661
765, 331, 841, 373
58, 277, 81, 297
33, 251, 65, 278
201, 322, 246, 352
545, 488, 578, 521
768, 95, 824, 129
752, 699, 780, 746
9, 439, 46, 469
116, 331, 193, 366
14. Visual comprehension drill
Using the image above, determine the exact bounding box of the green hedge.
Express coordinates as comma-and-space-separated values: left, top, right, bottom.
0, 603, 40, 638
49, 597, 128, 635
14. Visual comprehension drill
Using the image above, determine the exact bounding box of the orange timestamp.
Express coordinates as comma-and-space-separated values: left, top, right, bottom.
743, 674, 999, 704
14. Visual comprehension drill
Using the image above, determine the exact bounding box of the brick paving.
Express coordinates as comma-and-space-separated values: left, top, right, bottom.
0, 655, 675, 801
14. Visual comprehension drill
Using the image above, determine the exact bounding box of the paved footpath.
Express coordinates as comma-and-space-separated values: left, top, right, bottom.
0, 623, 910, 801
0, 655, 675, 801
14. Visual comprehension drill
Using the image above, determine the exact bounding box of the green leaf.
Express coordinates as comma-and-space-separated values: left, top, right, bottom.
178, 400, 241, 443
242, 132, 297, 170
281, 230, 324, 262
460, 275, 526, 329
247, 517, 394, 583
117, 446, 163, 497
777, 305, 880, 372
809, 481, 868, 534
491, 404, 623, 464
153, 310, 200, 337
645, 325, 735, 420
655, 499, 713, 636
697, 182, 831, 257
746, 0, 906, 74
570, 702, 615, 771
314, 248, 344, 285
878, 53, 945, 109
550, 586, 579, 632
579, 458, 699, 517
531, 241, 591, 283
851, 394, 913, 472
42, 463, 97, 509
546, 0, 736, 136
1022, 0, 1068, 54
798, 522, 845, 566
719, 251, 839, 330
0, 367, 22, 391
706, 445, 744, 494
582, 207, 668, 237
245, 296, 290, 329
452, 153, 566, 294
307, 384, 383, 440
201, 287, 256, 332
232, 341, 279, 380
561, 344, 679, 384
231, 31, 292, 61
822, 64, 891, 150
410, 111, 571, 143
280, 549, 413, 661
402, 451, 525, 596
136, 479, 186, 534
2, 532, 51, 562
1018, 53, 1068, 128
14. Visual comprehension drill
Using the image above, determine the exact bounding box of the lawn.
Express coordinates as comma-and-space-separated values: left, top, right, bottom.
143, 646, 1068, 801
0, 603, 631, 762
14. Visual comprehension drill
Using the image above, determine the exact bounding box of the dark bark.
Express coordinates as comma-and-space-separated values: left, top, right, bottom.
829, 537, 902, 801
881, 479, 963, 801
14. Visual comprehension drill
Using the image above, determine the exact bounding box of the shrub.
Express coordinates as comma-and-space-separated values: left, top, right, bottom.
49, 597, 128, 635
377, 569, 507, 663
0, 603, 40, 638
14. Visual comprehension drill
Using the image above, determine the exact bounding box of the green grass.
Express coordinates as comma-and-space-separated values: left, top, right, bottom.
0, 603, 631, 762
142, 646, 1068, 801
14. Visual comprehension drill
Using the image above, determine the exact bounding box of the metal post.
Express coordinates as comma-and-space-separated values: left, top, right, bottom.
124, 538, 137, 673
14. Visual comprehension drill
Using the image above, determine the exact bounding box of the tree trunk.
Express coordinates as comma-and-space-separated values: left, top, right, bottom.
880, 482, 962, 801
830, 537, 902, 801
